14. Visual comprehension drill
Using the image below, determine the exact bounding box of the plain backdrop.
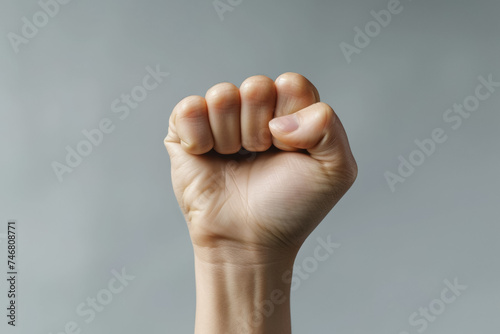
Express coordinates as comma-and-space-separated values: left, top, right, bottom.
1, 0, 499, 333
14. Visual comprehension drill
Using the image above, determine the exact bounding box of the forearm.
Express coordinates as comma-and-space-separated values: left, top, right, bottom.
193, 246, 297, 334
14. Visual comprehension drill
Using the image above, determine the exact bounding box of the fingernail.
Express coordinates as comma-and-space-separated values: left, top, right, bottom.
269, 114, 299, 133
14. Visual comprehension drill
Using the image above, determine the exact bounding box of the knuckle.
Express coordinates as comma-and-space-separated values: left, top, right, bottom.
275, 72, 314, 94
276, 72, 306, 84
312, 102, 335, 129
240, 76, 276, 102
175, 96, 206, 120
316, 102, 333, 113
205, 83, 240, 108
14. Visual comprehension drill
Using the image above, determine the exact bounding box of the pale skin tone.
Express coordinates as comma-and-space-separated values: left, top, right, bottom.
165, 72, 358, 334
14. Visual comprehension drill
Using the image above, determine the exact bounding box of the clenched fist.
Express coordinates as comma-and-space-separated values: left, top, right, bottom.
165, 72, 357, 333
165, 73, 357, 260
165, 72, 357, 259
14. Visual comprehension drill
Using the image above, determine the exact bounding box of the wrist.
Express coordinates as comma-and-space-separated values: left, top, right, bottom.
193, 243, 298, 334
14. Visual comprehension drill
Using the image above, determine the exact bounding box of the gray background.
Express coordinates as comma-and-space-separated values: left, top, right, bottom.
1, 0, 499, 333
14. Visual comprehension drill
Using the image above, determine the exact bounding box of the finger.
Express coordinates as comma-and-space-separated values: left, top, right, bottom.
240, 75, 276, 152
269, 102, 357, 180
273, 72, 320, 151
165, 95, 214, 155
205, 83, 241, 154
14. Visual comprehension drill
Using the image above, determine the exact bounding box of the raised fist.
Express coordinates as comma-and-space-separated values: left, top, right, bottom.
165, 72, 357, 263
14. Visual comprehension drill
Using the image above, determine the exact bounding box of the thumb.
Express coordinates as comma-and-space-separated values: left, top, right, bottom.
269, 102, 357, 176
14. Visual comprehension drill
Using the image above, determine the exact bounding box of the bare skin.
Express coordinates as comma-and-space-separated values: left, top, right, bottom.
165, 72, 357, 334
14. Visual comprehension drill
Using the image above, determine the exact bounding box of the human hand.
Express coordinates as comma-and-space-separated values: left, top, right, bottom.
165, 72, 357, 263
